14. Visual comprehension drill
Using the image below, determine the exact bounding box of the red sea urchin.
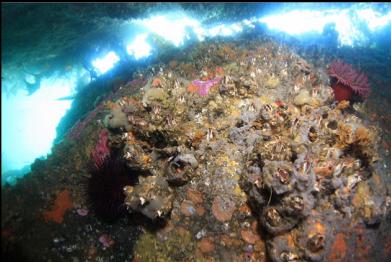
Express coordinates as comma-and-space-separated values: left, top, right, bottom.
327, 60, 371, 102
86, 154, 138, 223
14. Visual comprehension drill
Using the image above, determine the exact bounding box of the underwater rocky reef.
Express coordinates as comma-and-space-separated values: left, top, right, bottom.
2, 31, 391, 262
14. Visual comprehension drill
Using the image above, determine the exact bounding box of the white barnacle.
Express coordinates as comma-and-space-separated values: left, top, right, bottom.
174, 80, 179, 89
153, 105, 161, 115
207, 128, 213, 141
353, 159, 361, 170
315, 115, 322, 128
281, 68, 287, 77
350, 115, 359, 123
238, 100, 246, 108
302, 161, 311, 174
249, 103, 256, 112
196, 229, 207, 239
250, 71, 256, 79
123, 186, 133, 194
195, 113, 203, 124
280, 252, 299, 261
179, 96, 186, 103
275, 141, 283, 153
348, 174, 362, 189
333, 163, 344, 176
293, 118, 300, 127
121, 132, 128, 140
223, 75, 231, 84
324, 148, 333, 159
157, 210, 163, 217
265, 104, 272, 111
313, 181, 320, 192
140, 197, 146, 205
171, 118, 177, 126
124, 151, 132, 160
312, 88, 319, 97
128, 115, 135, 123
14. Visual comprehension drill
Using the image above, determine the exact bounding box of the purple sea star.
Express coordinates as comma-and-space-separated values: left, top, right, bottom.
192, 77, 223, 96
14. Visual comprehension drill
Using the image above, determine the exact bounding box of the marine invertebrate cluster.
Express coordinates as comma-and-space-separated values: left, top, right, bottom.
3, 30, 390, 262
165, 153, 198, 186
328, 60, 371, 101
85, 39, 385, 260
124, 175, 173, 220
244, 97, 380, 260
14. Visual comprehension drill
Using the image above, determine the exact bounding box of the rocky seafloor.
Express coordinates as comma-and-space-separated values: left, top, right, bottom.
2, 36, 391, 262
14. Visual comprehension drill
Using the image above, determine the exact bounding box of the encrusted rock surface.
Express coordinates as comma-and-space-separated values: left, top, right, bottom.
95, 38, 390, 261
2, 36, 391, 262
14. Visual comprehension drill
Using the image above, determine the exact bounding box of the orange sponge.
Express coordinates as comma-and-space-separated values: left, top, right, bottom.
43, 189, 73, 224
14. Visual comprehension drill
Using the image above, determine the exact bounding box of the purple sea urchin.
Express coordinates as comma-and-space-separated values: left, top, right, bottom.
86, 154, 138, 223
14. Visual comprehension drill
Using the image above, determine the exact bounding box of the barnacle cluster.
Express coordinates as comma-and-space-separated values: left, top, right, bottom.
124, 176, 173, 220
94, 39, 385, 260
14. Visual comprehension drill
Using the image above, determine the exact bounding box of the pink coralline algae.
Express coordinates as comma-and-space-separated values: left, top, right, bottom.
125, 78, 148, 89
91, 130, 110, 168
68, 103, 105, 140
192, 77, 223, 96
328, 60, 371, 101
68, 113, 95, 140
